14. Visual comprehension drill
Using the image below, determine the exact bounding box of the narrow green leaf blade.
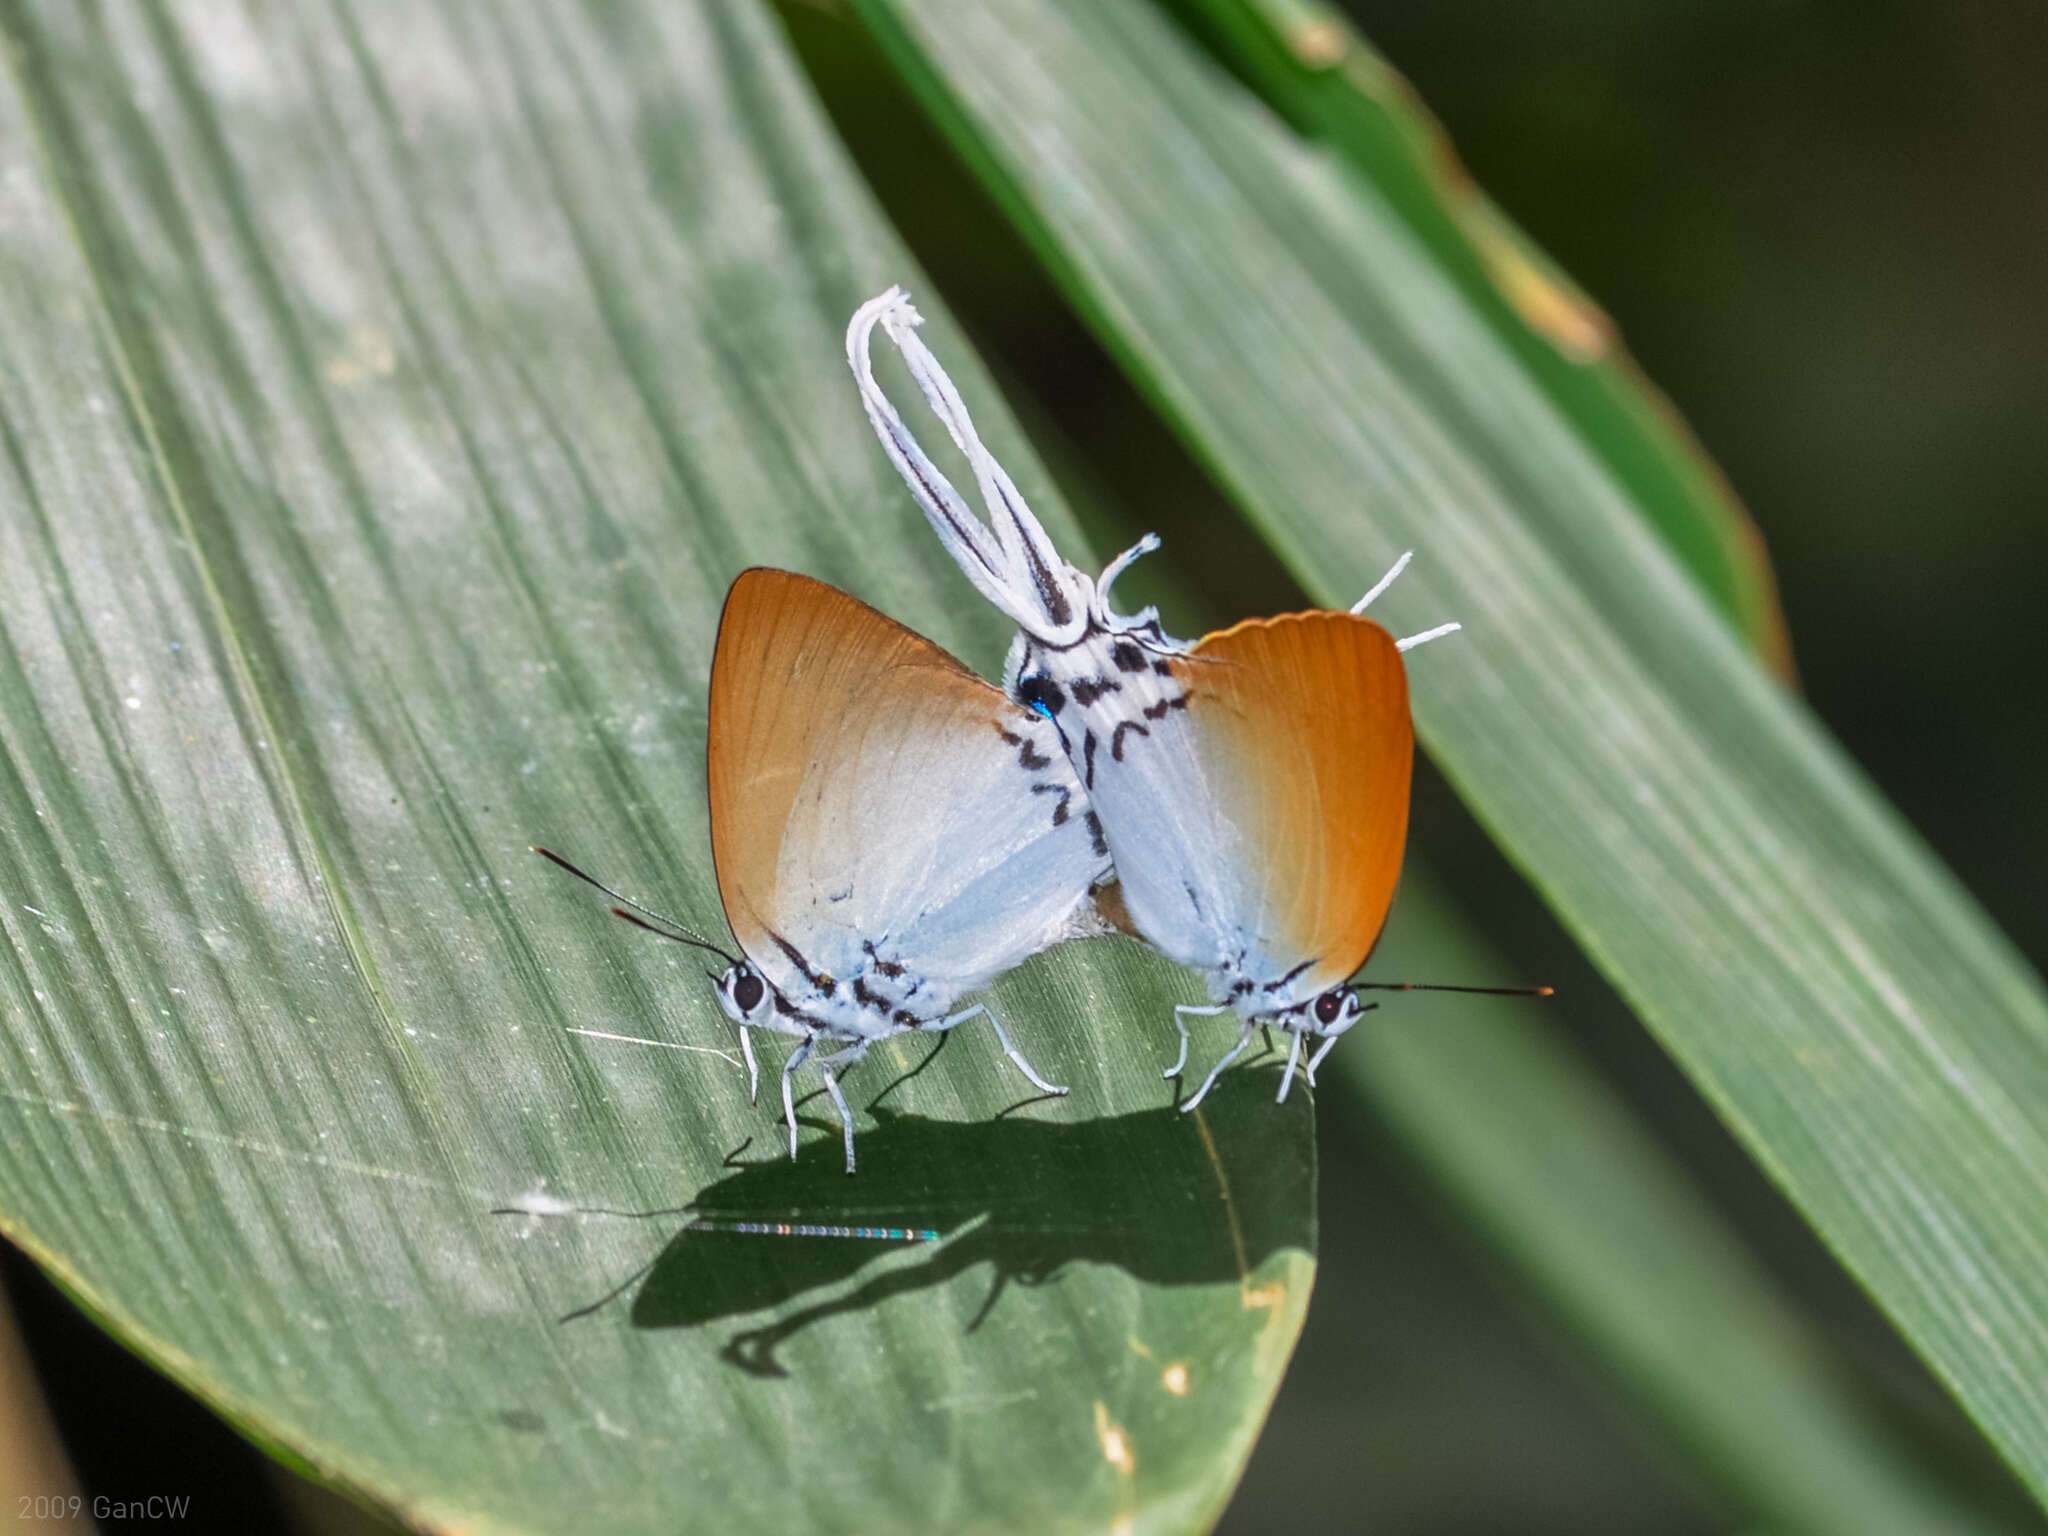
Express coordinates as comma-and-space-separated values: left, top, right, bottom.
851, 0, 2048, 1502
1029, 386, 1992, 1530
0, 2, 1308, 1529
1352, 871, 1991, 1534
1164, 0, 1792, 670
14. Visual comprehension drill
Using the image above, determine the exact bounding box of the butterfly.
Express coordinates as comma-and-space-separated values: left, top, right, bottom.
848, 287, 1478, 1109
542, 566, 1109, 1170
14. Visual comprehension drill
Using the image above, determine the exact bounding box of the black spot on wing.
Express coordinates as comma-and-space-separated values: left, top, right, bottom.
1110, 720, 1150, 761
1082, 730, 1098, 790
1111, 640, 1147, 673
1069, 675, 1120, 707
1086, 811, 1108, 859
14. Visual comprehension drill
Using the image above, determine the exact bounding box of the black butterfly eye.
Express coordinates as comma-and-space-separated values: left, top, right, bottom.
733, 972, 765, 1013
1313, 990, 1345, 1026
1016, 673, 1066, 720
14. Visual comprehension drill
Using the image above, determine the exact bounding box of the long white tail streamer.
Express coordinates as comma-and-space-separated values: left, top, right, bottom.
847, 289, 1091, 644
849, 286, 1460, 650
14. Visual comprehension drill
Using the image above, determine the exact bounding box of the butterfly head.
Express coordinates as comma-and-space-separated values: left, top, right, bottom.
1277, 985, 1369, 1040
714, 961, 773, 1026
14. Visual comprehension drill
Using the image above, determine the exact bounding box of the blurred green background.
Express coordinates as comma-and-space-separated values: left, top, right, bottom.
1235, 3, 2048, 1528
5, 1, 2043, 1529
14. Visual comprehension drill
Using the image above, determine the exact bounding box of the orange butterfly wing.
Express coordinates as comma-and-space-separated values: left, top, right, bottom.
708, 568, 1096, 996
1171, 610, 1412, 990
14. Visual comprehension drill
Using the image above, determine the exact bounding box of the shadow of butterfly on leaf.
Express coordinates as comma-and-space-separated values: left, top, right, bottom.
622, 1064, 1312, 1377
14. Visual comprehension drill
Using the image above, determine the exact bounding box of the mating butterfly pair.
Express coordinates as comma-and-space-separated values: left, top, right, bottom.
547, 289, 1484, 1173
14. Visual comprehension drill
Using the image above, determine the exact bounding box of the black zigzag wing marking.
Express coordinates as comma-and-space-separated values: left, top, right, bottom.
1263, 958, 1316, 994
1082, 730, 1099, 790
1109, 720, 1149, 761
769, 929, 833, 992
995, 724, 1054, 772
1141, 695, 1189, 721
1085, 810, 1108, 859
1031, 781, 1073, 826
1069, 675, 1120, 707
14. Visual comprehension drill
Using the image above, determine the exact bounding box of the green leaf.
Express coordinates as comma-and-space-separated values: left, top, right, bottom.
1352, 871, 1989, 1534
848, 0, 2048, 1505
1014, 352, 1991, 1529
0, 2, 1308, 1529
1160, 0, 1793, 673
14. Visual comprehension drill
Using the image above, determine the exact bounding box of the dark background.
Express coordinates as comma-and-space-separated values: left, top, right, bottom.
8, 3, 2044, 1530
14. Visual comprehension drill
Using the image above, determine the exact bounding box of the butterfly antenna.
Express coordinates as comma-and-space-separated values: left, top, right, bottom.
531, 847, 737, 964
608, 906, 737, 965
1354, 981, 1555, 997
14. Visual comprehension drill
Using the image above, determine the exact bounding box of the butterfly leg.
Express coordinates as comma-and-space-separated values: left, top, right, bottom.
816, 1043, 870, 1174
780, 1037, 814, 1162
937, 1004, 1068, 1096
1182, 1022, 1259, 1113
1167, 1003, 1228, 1078
1276, 1028, 1307, 1102
740, 1023, 761, 1106
1304, 1030, 1345, 1088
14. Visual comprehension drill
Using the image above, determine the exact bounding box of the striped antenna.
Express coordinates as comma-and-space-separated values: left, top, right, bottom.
532, 847, 737, 965
681, 1218, 940, 1243
1353, 982, 1555, 997
492, 1193, 940, 1244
